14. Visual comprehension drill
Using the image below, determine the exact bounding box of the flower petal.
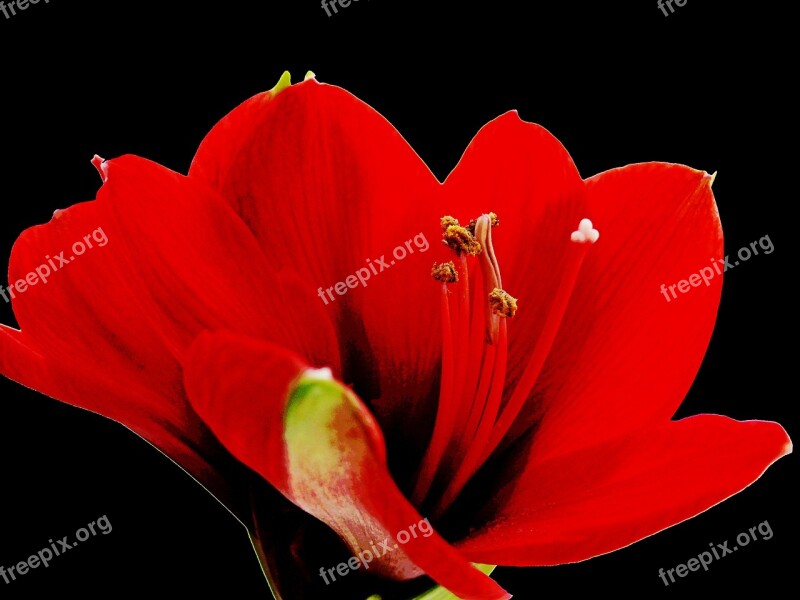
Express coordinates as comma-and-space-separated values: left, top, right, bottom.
504, 163, 723, 455
189, 78, 448, 457
184, 330, 510, 600
189, 78, 441, 292
0, 194, 246, 509
458, 415, 791, 565
441, 111, 586, 382
1, 319, 243, 511
1, 154, 339, 512
93, 155, 340, 368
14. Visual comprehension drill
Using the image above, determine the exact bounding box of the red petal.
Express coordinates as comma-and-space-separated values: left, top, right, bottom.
427, 112, 589, 474
184, 330, 509, 600
458, 415, 791, 565
442, 111, 587, 390
189, 79, 447, 447
189, 79, 440, 289
94, 155, 340, 367
1, 155, 338, 510
1, 194, 242, 505
504, 163, 723, 454
0, 321, 239, 511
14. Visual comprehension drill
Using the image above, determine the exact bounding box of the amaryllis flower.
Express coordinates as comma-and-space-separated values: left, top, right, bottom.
0, 72, 790, 599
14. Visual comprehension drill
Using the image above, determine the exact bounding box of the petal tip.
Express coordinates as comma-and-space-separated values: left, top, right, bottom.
91, 154, 109, 182
304, 70, 316, 81
272, 70, 292, 96
499, 109, 522, 124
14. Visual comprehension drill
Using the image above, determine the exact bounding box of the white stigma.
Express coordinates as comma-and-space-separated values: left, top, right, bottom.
570, 218, 600, 244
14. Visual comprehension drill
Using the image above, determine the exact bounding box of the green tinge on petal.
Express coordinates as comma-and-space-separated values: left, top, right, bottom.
284, 368, 358, 472
284, 378, 498, 599
272, 70, 292, 95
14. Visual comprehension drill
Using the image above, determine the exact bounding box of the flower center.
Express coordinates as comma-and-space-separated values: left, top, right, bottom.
412, 213, 599, 517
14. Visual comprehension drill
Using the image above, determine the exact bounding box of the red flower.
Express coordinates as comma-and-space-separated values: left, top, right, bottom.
0, 73, 790, 599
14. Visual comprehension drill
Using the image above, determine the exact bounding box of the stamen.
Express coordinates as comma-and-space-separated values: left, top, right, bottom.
489, 288, 518, 318
419, 213, 598, 517
412, 276, 458, 505
441, 216, 460, 230
447, 254, 473, 442
443, 224, 482, 256
421, 213, 511, 511
432, 261, 459, 283
433, 319, 508, 517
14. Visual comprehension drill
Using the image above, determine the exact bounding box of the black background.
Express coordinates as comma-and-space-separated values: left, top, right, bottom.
0, 1, 795, 598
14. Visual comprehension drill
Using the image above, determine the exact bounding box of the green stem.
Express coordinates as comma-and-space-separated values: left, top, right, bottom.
248, 487, 284, 600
